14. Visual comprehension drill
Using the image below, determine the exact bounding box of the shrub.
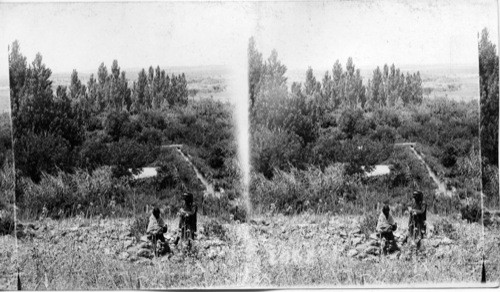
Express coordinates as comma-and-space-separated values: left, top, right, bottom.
202, 219, 227, 240
460, 201, 482, 223
104, 111, 142, 141
359, 210, 378, 237
130, 214, 149, 241
0, 210, 15, 235
138, 111, 167, 130
17, 166, 119, 219
433, 217, 458, 239
14, 131, 73, 182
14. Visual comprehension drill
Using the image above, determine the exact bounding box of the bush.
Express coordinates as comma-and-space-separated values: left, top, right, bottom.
138, 111, 167, 130
460, 201, 482, 223
130, 214, 149, 241
17, 166, 119, 219
250, 164, 359, 215
14, 131, 73, 182
202, 219, 227, 240
433, 217, 458, 239
104, 111, 142, 141
360, 210, 378, 238
0, 211, 15, 235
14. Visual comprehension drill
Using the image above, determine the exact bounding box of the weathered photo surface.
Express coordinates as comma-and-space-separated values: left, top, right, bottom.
1, 2, 252, 289
0, 0, 499, 289
0, 84, 14, 289
246, 0, 499, 287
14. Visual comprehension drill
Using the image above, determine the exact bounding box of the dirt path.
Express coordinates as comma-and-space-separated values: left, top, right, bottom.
409, 147, 452, 197
162, 145, 218, 198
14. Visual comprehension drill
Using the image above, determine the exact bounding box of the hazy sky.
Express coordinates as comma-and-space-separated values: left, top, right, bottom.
252, 0, 499, 71
0, 0, 498, 80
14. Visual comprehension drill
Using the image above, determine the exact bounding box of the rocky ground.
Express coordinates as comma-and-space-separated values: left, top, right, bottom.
14, 216, 247, 289
244, 213, 500, 286
7, 212, 500, 288
0, 235, 16, 290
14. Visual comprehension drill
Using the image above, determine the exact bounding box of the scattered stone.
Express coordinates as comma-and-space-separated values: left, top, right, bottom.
339, 231, 347, 238
136, 258, 153, 265
369, 233, 379, 241
137, 249, 153, 259
388, 252, 400, 260
351, 237, 363, 246
364, 255, 380, 263
428, 239, 440, 248
120, 231, 133, 239
78, 222, 90, 228
104, 248, 112, 255
350, 228, 361, 235
124, 240, 134, 249
207, 249, 218, 260
348, 249, 359, 257
440, 237, 453, 245
434, 247, 452, 259
118, 252, 130, 260
140, 235, 149, 242
364, 246, 380, 256
138, 242, 151, 249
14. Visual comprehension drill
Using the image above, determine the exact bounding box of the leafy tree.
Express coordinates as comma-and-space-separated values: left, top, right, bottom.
331, 60, 344, 109
132, 69, 148, 112
9, 40, 27, 114
248, 37, 263, 108
479, 28, 499, 166
69, 70, 84, 100
371, 67, 383, 107
258, 49, 288, 101
86, 74, 99, 112
305, 67, 320, 96
96, 63, 108, 112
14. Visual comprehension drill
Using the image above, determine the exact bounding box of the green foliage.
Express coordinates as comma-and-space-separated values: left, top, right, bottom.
0, 113, 13, 166
359, 210, 378, 237
251, 165, 365, 215
460, 201, 482, 223
479, 28, 499, 209
433, 217, 458, 239
479, 28, 499, 166
130, 214, 149, 241
17, 166, 119, 219
202, 219, 228, 240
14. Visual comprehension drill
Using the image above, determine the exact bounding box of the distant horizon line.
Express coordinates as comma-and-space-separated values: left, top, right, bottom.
0, 62, 478, 81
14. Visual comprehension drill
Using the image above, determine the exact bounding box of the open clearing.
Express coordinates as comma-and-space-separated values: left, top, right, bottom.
10, 211, 500, 289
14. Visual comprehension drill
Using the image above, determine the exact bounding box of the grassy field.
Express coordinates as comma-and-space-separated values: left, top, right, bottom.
243, 212, 499, 287
12, 210, 499, 289
15, 215, 247, 289
0, 235, 16, 290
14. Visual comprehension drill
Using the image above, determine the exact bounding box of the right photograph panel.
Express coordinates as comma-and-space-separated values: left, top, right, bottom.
247, 0, 499, 286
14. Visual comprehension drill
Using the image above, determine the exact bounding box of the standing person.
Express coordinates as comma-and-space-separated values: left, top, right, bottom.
174, 192, 198, 245
376, 204, 399, 254
408, 190, 427, 247
147, 207, 169, 254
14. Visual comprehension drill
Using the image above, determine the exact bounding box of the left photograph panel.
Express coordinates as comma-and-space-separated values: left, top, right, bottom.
1, 2, 252, 289
0, 47, 15, 289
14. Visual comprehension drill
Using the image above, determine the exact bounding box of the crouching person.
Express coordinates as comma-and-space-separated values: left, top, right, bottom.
376, 204, 399, 254
147, 207, 170, 255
